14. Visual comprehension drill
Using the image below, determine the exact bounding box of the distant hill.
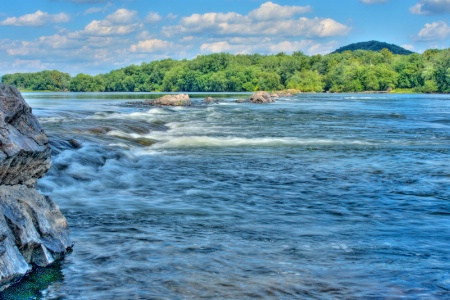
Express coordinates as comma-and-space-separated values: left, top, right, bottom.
332, 41, 414, 55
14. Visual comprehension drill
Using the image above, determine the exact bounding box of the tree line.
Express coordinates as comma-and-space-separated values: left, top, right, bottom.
2, 48, 449, 93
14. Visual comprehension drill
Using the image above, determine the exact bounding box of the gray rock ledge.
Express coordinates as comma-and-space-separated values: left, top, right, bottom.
0, 84, 71, 291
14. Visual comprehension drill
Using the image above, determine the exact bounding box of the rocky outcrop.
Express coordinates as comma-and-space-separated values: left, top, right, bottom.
151, 94, 191, 106
0, 85, 51, 187
249, 91, 275, 103
0, 84, 71, 291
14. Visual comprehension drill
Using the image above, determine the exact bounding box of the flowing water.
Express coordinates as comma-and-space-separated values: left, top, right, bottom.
2, 92, 450, 299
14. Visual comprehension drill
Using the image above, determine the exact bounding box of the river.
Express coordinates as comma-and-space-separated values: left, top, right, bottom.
2, 92, 450, 299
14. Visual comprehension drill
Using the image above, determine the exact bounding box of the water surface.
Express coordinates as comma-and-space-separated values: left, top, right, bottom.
2, 92, 450, 299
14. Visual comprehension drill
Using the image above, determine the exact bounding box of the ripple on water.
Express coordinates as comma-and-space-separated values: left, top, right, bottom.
3, 93, 450, 299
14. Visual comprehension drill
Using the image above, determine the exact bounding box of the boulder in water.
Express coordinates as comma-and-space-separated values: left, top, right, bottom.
249, 91, 275, 103
151, 94, 191, 106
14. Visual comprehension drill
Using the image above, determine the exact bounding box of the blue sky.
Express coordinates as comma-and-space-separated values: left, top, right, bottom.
0, 0, 449, 75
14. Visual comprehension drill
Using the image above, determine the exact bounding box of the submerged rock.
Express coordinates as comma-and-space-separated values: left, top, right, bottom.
249, 91, 274, 103
235, 98, 248, 103
68, 139, 82, 149
88, 127, 111, 135
0, 84, 71, 291
204, 97, 219, 104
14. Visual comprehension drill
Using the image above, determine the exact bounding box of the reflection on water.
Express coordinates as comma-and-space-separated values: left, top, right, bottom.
2, 92, 450, 299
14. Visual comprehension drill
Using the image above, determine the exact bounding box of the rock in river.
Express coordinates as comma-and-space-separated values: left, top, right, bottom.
123, 94, 192, 107
151, 94, 191, 106
0, 84, 72, 291
249, 91, 275, 103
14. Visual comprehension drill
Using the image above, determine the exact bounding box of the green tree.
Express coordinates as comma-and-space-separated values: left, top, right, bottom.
69, 74, 105, 92
432, 49, 450, 93
393, 54, 424, 89
287, 70, 324, 92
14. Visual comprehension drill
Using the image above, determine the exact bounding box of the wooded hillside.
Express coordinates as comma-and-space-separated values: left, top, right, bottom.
333, 41, 414, 55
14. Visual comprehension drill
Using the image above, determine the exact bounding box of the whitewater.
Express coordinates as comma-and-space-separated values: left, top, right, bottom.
2, 92, 450, 299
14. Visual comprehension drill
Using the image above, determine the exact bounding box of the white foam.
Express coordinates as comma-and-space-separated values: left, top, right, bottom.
130, 148, 162, 156
149, 136, 374, 149
88, 107, 174, 122
106, 130, 139, 139
343, 96, 388, 100
39, 116, 70, 123
107, 122, 375, 149
169, 122, 220, 132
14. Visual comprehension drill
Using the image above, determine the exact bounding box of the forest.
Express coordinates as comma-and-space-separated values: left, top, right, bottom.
2, 48, 449, 93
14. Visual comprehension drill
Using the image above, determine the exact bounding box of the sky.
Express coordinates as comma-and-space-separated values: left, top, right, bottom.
0, 0, 449, 76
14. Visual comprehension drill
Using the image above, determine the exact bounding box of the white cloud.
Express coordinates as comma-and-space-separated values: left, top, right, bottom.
136, 30, 153, 40
360, 0, 388, 4
200, 39, 338, 55
12, 59, 46, 70
83, 9, 141, 36
181, 36, 195, 42
220, 17, 349, 37
84, 7, 103, 15
84, 20, 140, 35
163, 5, 350, 39
1, 7, 160, 74
410, 0, 450, 15
83, 2, 112, 15
130, 39, 176, 53
0, 10, 70, 27
200, 41, 235, 53
248, 1, 312, 20
401, 44, 414, 50
7, 34, 84, 56
270, 40, 338, 54
145, 12, 162, 23
417, 21, 450, 40
166, 13, 178, 20
106, 8, 137, 24
3, 32, 136, 75
174, 12, 242, 35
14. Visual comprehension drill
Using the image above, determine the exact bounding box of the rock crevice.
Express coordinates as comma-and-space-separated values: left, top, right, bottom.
0, 84, 71, 291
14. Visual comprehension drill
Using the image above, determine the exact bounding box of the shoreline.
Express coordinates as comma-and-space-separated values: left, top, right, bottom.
18, 90, 448, 95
